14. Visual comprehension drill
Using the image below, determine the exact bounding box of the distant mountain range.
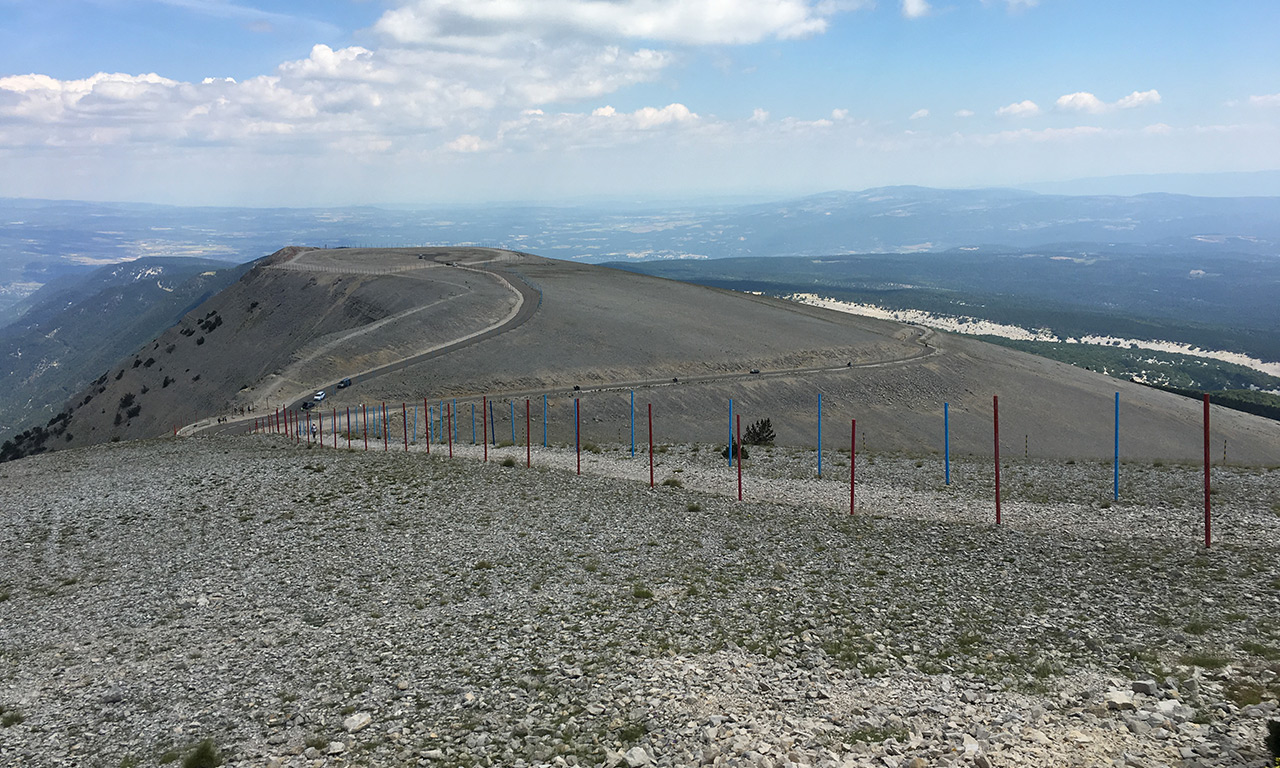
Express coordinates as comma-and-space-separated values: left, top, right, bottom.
3, 182, 1278, 304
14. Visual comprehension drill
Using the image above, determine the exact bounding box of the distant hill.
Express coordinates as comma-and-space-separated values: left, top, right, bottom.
0, 257, 249, 435
607, 250, 1280, 365
1020, 169, 1280, 197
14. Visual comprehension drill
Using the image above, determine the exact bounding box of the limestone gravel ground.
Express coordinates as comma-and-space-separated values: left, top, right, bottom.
1, 435, 1278, 768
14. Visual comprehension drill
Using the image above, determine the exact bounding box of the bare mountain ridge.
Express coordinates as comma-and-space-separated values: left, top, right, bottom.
4, 247, 1279, 465
0, 256, 248, 434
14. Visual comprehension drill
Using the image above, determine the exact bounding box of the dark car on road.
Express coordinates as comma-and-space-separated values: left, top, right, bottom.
337, 378, 352, 389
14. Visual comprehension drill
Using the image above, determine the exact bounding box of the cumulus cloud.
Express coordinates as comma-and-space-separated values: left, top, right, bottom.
831, 108, 849, 121
373, 0, 865, 47
1251, 93, 1280, 107
608, 102, 698, 129
1115, 89, 1161, 109
995, 99, 1039, 118
0, 0, 873, 159
1055, 92, 1106, 114
492, 101, 703, 152
909, 108, 929, 120
902, 0, 930, 19
954, 109, 974, 118
750, 107, 770, 123
1056, 89, 1161, 113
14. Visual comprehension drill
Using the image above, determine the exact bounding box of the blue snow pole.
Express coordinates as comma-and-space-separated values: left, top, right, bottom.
630, 390, 635, 458
489, 400, 495, 445
818, 393, 823, 478
543, 394, 548, 447
944, 402, 950, 485
471, 404, 476, 444
510, 401, 515, 444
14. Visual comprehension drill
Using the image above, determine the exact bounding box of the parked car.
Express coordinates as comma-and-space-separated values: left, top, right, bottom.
301, 401, 316, 411
313, 390, 326, 402
750, 369, 760, 375
336, 378, 352, 389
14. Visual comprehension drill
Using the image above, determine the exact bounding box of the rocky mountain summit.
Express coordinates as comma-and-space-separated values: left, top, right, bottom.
1, 435, 1277, 767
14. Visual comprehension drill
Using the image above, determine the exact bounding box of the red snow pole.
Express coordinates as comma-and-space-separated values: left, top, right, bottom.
850, 419, 856, 515
736, 414, 743, 502
403, 403, 408, 452
526, 399, 531, 467
648, 403, 654, 488
482, 396, 488, 462
1204, 394, 1211, 548
994, 395, 1001, 525
447, 402, 453, 458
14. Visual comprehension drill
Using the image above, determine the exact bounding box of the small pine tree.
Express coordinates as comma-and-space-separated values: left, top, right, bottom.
743, 418, 775, 446
720, 441, 750, 461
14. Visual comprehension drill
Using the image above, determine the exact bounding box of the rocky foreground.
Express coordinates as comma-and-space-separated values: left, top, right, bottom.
1, 435, 1278, 768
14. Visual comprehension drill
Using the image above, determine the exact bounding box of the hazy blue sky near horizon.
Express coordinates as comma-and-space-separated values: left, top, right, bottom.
2, 0, 1278, 206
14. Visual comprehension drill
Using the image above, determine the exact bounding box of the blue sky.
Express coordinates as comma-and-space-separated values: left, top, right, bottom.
1, 0, 1278, 206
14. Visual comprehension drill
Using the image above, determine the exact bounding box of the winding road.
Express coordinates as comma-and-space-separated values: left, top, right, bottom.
192, 249, 939, 437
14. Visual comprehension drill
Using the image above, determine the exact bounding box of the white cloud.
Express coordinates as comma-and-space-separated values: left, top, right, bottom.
1115, 89, 1161, 109
830, 108, 848, 121
490, 101, 704, 153
373, 0, 867, 47
954, 108, 974, 118
909, 108, 929, 120
1142, 123, 1172, 135
995, 99, 1039, 118
1251, 93, 1280, 107
902, 0, 930, 18
1, 1, 870, 160
750, 107, 770, 123
1055, 92, 1106, 114
1056, 89, 1161, 113
779, 116, 833, 131
277, 45, 394, 83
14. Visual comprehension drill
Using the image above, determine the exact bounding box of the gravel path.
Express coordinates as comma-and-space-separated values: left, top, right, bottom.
1, 436, 1277, 768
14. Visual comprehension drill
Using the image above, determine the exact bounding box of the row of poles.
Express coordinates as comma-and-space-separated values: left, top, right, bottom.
244, 389, 1218, 548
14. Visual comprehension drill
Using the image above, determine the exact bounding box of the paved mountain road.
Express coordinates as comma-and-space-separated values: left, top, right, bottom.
192, 251, 939, 437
